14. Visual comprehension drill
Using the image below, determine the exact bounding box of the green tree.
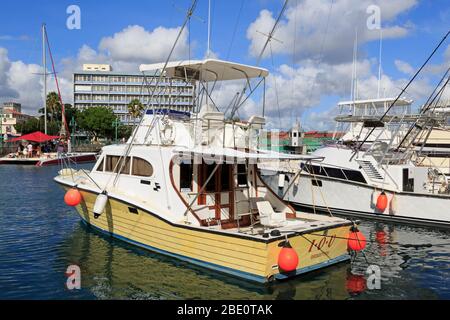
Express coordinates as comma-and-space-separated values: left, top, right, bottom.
45, 92, 61, 122
14, 118, 40, 134
77, 106, 117, 140
118, 125, 133, 140
127, 99, 144, 126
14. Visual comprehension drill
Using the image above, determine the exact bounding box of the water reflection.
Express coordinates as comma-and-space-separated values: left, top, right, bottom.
61, 222, 354, 300
1, 165, 450, 299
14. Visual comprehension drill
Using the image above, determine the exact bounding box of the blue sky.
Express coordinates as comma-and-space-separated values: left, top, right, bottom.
1, 0, 449, 129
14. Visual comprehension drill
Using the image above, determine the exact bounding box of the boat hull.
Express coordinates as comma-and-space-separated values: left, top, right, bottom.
36, 154, 97, 166
0, 154, 96, 166
59, 184, 351, 283
263, 172, 450, 230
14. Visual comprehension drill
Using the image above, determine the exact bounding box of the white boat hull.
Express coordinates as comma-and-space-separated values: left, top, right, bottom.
262, 171, 450, 229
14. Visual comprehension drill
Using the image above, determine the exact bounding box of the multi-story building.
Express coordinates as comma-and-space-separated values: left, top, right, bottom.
73, 64, 196, 124
0, 102, 34, 136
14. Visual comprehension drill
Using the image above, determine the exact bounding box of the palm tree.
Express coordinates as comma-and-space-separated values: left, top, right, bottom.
127, 99, 144, 127
46, 92, 61, 123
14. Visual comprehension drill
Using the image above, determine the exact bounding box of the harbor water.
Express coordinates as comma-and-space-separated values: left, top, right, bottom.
1, 165, 450, 300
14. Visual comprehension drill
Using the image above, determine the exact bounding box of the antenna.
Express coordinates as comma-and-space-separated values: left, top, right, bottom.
207, 0, 211, 58
377, 28, 383, 99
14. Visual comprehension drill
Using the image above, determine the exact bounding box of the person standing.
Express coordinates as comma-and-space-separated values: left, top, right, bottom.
27, 143, 33, 158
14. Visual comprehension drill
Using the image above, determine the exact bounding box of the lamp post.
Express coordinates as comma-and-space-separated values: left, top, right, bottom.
112, 118, 120, 144
69, 116, 77, 147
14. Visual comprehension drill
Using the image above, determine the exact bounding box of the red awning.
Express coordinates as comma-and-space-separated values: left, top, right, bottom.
6, 131, 60, 143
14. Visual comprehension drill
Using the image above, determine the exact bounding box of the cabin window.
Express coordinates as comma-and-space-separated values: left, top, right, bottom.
95, 158, 104, 172
118, 157, 131, 175
132, 157, 154, 177
205, 164, 217, 192
104, 156, 131, 174
301, 163, 366, 184
180, 163, 193, 190
237, 164, 248, 186
220, 165, 231, 191
105, 156, 120, 172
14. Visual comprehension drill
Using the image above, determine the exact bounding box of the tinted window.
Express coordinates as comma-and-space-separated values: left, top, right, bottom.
132, 157, 153, 177
302, 163, 366, 184
221, 165, 231, 191
343, 169, 366, 184
205, 164, 216, 192
180, 163, 193, 190
237, 164, 248, 186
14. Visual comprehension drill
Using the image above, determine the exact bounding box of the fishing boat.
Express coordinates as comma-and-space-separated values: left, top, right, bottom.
260, 95, 450, 229
54, 59, 359, 283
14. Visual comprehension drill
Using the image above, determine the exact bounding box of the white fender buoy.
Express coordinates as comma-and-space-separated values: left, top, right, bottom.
371, 191, 380, 208
389, 194, 398, 215
93, 193, 108, 219
278, 174, 285, 188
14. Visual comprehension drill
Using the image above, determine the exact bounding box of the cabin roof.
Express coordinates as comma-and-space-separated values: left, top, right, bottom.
139, 59, 269, 82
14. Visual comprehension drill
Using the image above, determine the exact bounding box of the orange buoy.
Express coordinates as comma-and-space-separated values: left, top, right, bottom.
278, 241, 299, 272
376, 192, 388, 212
348, 228, 367, 251
64, 188, 82, 207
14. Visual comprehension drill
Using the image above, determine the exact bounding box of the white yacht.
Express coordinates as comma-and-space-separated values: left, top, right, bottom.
261, 98, 450, 229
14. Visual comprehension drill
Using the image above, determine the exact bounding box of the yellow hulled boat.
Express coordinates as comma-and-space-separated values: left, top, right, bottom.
55, 59, 354, 283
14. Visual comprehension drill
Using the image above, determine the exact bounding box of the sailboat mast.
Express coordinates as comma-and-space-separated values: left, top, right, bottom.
42, 23, 47, 134
207, 0, 211, 58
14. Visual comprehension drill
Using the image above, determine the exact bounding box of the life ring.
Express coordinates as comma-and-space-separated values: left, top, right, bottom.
160, 118, 176, 145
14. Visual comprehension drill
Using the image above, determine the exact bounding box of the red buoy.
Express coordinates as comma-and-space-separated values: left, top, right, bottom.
348, 229, 367, 251
278, 241, 299, 272
346, 274, 367, 294
376, 192, 388, 212
64, 188, 82, 207
376, 231, 386, 245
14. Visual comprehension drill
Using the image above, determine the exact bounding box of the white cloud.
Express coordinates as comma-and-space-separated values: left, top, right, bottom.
395, 59, 414, 75
247, 0, 417, 64
98, 25, 190, 64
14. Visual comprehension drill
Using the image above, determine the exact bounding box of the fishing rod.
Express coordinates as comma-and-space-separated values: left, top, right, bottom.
397, 66, 450, 153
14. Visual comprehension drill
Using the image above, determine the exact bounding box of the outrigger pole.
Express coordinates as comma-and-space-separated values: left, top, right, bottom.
111, 0, 199, 187
231, 0, 289, 119
353, 29, 450, 156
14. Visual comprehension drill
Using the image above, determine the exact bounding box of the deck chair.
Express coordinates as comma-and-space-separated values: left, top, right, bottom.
256, 201, 287, 229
